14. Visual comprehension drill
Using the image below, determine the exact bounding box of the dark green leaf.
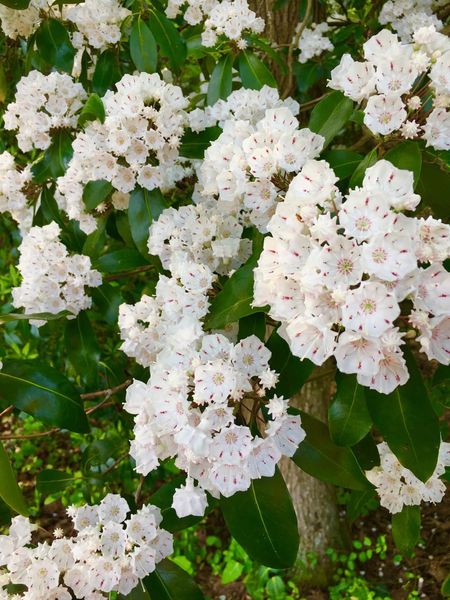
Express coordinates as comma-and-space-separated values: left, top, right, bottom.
384, 141, 422, 188
416, 151, 450, 220
308, 91, 354, 149
292, 411, 372, 491
238, 313, 266, 342
64, 312, 100, 387
144, 559, 205, 599
392, 505, 420, 555
0, 310, 70, 324
207, 54, 234, 105
205, 230, 267, 330
238, 51, 277, 90
0, 442, 28, 515
94, 248, 148, 273
442, 574, 450, 597
82, 217, 107, 258
266, 332, 314, 398
0, 360, 89, 433
34, 185, 64, 227
92, 49, 121, 96
0, 0, 31, 7
119, 585, 151, 600
36, 469, 73, 496
147, 7, 186, 71
32, 130, 73, 183
83, 180, 113, 210
293, 61, 320, 93
221, 468, 298, 568
351, 433, 380, 471
365, 348, 440, 482
91, 283, 123, 325
346, 489, 378, 522
322, 150, 362, 179
150, 476, 205, 532
349, 148, 378, 188
78, 93, 105, 128
329, 373, 372, 447
35, 18, 75, 72
130, 17, 157, 73
129, 187, 168, 259
179, 127, 222, 159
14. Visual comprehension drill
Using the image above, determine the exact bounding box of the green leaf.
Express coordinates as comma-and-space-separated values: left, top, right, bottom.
83, 179, 113, 210
0, 360, 89, 433
64, 312, 100, 387
34, 185, 64, 227
416, 151, 450, 220
292, 411, 372, 491
82, 217, 107, 258
205, 230, 267, 330
221, 468, 299, 568
130, 16, 157, 73
365, 349, 440, 482
78, 93, 105, 128
207, 54, 234, 105
146, 7, 186, 71
119, 584, 151, 600
391, 505, 420, 555
150, 476, 205, 533
36, 469, 73, 496
35, 18, 75, 72
0, 310, 70, 324
322, 150, 362, 179
94, 248, 148, 274
91, 283, 123, 325
238, 51, 277, 90
384, 141, 422, 188
32, 130, 73, 183
442, 574, 450, 597
179, 127, 222, 159
129, 187, 168, 259
0, 442, 28, 515
349, 148, 378, 188
92, 49, 121, 96
351, 433, 380, 471
308, 91, 354, 149
144, 559, 205, 599
0, 0, 31, 7
346, 489, 378, 522
329, 373, 372, 447
266, 332, 314, 398
238, 313, 266, 342
221, 560, 243, 584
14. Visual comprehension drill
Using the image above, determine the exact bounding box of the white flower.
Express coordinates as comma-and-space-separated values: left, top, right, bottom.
362, 232, 417, 281
98, 494, 130, 523
231, 335, 271, 378
172, 478, 208, 517
363, 94, 407, 135
342, 282, 400, 337
328, 54, 376, 101
335, 332, 383, 377
422, 108, 450, 150
285, 316, 337, 365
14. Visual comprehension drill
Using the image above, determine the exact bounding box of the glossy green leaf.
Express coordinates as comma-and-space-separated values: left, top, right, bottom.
0, 310, 70, 324
78, 93, 105, 128
83, 180, 113, 210
0, 0, 31, 7
351, 433, 380, 471
0, 360, 89, 433
384, 141, 422, 187
205, 230, 267, 330
322, 150, 362, 179
147, 7, 186, 71
179, 127, 222, 159
221, 468, 299, 568
129, 187, 168, 259
207, 54, 234, 105
349, 148, 378, 188
35, 18, 75, 72
91, 283, 123, 325
94, 248, 148, 274
416, 151, 450, 220
144, 559, 205, 599
150, 476, 205, 533
308, 91, 354, 148
238, 313, 266, 342
36, 469, 73, 496
0, 442, 28, 515
64, 312, 100, 387
329, 373, 372, 447
365, 348, 440, 482
92, 49, 121, 96
392, 505, 420, 555
266, 332, 314, 398
32, 130, 73, 183
34, 185, 64, 227
238, 51, 277, 90
346, 488, 378, 522
119, 585, 151, 599
130, 17, 157, 73
292, 411, 372, 491
82, 217, 107, 258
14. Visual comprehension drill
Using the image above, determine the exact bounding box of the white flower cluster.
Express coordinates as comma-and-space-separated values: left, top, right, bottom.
297, 22, 334, 64
254, 158, 450, 394
56, 73, 190, 233
0, 495, 173, 599
379, 0, 443, 41
197, 106, 324, 231
66, 0, 131, 51
166, 0, 264, 48
329, 28, 450, 149
148, 203, 251, 275
366, 442, 450, 513
4, 71, 87, 153
0, 151, 34, 231
125, 332, 304, 515
188, 85, 299, 132
12, 222, 102, 322
0, 0, 50, 39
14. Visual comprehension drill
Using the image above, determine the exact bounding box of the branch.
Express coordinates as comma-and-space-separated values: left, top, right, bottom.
81, 379, 133, 401
282, 0, 313, 99
104, 265, 154, 281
